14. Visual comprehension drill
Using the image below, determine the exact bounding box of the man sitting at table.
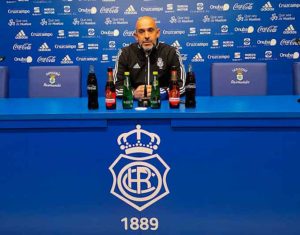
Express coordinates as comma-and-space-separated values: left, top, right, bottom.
113, 16, 186, 100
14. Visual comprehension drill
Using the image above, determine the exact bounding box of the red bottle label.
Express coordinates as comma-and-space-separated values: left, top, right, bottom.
168, 89, 180, 106
105, 90, 116, 107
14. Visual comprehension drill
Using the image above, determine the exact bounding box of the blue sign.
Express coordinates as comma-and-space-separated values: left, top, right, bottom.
0, 0, 299, 97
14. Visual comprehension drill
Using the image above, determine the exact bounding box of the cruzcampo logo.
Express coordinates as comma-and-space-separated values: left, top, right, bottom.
109, 125, 170, 211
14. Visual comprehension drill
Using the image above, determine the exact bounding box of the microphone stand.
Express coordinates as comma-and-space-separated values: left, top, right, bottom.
138, 49, 151, 107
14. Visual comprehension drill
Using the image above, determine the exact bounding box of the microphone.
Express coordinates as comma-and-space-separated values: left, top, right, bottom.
295, 38, 300, 45
0, 56, 5, 62
138, 48, 152, 107
144, 47, 152, 83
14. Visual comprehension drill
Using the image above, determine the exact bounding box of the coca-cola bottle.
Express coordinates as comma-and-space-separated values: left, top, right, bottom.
105, 67, 116, 110
168, 66, 180, 108
87, 64, 99, 109
185, 64, 196, 108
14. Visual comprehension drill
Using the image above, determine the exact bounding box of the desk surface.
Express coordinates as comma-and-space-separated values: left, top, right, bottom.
0, 96, 300, 120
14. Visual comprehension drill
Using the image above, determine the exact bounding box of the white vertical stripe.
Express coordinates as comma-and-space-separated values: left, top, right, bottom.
113, 49, 122, 84
176, 49, 186, 94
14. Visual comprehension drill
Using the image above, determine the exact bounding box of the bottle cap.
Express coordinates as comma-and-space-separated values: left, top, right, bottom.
153, 71, 158, 75
188, 64, 193, 72
124, 71, 130, 76
89, 64, 95, 73
107, 67, 113, 72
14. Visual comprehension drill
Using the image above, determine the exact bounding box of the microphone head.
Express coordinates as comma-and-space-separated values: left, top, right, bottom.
0, 56, 5, 62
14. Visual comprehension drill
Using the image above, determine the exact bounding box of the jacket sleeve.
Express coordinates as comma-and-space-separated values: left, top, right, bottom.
168, 47, 186, 95
113, 49, 128, 98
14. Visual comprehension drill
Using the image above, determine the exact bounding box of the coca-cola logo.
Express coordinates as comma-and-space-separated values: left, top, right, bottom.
123, 30, 134, 37
280, 39, 298, 46
13, 43, 32, 50
99, 6, 119, 14
37, 56, 56, 63
257, 26, 278, 33
233, 3, 253, 10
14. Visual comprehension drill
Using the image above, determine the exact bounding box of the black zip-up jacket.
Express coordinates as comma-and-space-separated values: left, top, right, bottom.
113, 42, 186, 99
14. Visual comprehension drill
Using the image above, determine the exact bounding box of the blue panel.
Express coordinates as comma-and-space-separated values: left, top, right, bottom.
0, 120, 300, 235
0, 66, 8, 97
0, 97, 300, 234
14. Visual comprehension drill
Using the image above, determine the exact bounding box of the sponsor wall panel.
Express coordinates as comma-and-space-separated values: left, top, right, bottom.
0, 0, 299, 97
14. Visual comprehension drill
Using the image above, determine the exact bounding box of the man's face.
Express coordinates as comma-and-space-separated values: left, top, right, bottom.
134, 17, 160, 51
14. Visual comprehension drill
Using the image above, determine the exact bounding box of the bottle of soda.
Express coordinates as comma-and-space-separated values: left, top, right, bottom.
87, 64, 99, 109
168, 66, 180, 108
150, 71, 161, 109
122, 71, 133, 109
185, 64, 196, 108
105, 67, 116, 110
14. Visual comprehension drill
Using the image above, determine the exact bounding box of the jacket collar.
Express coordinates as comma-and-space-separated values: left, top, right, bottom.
137, 40, 160, 54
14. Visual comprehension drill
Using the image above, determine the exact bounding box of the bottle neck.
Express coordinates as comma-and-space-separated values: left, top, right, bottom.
89, 65, 95, 74
153, 76, 158, 86
171, 70, 177, 81
188, 64, 193, 73
124, 76, 130, 87
107, 72, 113, 82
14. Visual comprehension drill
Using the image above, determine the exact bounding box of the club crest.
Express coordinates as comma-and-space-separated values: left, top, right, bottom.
109, 125, 170, 211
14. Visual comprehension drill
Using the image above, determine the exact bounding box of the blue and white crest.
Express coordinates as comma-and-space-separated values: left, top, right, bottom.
109, 125, 170, 211
157, 57, 164, 69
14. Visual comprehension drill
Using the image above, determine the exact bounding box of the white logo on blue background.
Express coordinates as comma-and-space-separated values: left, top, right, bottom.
109, 125, 170, 211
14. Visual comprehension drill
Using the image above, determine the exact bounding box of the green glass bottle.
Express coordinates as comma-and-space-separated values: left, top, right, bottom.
122, 71, 133, 109
150, 71, 161, 109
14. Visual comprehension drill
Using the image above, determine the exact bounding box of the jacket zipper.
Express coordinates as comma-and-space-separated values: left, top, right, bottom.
147, 55, 150, 85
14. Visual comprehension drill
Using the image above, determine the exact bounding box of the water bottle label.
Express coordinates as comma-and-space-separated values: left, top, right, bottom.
151, 100, 160, 105
123, 100, 133, 105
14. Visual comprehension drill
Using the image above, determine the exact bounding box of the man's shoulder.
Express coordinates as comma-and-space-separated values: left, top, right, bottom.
156, 42, 179, 57
157, 42, 177, 52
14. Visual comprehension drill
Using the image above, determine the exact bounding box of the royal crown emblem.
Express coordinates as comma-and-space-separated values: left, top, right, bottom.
109, 125, 170, 211
117, 124, 160, 155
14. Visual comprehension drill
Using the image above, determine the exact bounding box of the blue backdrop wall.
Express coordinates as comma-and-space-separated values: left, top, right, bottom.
0, 0, 299, 97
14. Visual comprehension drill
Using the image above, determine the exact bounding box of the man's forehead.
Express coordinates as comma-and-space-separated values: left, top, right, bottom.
136, 18, 157, 29
136, 26, 156, 31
